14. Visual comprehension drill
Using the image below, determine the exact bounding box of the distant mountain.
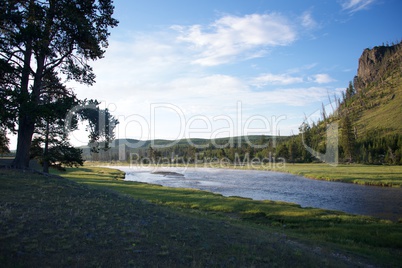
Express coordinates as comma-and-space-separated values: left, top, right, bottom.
111, 135, 279, 149
80, 135, 283, 161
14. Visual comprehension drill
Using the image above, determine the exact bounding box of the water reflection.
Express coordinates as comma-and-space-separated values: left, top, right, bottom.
116, 166, 402, 221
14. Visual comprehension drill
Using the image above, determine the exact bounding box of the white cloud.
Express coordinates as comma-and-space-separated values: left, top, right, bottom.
250, 87, 330, 106
61, 21, 337, 145
164, 75, 328, 108
310, 73, 336, 84
69, 35, 335, 117
173, 13, 297, 66
252, 73, 303, 87
300, 11, 318, 29
251, 72, 335, 87
341, 0, 375, 13
286, 63, 318, 74
68, 34, 190, 103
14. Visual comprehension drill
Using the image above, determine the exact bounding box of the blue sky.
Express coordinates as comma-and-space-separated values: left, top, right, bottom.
49, 0, 402, 146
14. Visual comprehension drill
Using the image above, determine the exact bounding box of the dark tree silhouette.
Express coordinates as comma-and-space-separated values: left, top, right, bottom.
30, 72, 81, 173
78, 99, 119, 154
0, 0, 118, 169
0, 129, 10, 155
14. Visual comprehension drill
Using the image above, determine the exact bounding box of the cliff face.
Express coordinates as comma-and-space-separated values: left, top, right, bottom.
354, 43, 402, 92
346, 41, 402, 136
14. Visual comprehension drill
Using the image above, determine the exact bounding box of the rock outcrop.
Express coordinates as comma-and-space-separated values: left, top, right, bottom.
354, 42, 402, 92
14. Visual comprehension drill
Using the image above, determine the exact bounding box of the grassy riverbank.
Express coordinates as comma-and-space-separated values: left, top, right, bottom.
0, 168, 362, 267
266, 163, 402, 187
60, 167, 402, 265
230, 163, 402, 187
1, 166, 401, 266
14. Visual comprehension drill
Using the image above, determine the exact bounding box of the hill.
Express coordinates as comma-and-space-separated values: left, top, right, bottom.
81, 135, 285, 162
308, 41, 402, 164
349, 42, 402, 136
81, 135, 280, 149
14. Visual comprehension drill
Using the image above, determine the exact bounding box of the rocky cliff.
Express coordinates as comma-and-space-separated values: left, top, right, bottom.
354, 42, 402, 92
345, 41, 402, 137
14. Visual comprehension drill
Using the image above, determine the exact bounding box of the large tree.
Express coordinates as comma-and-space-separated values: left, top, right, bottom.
0, 0, 118, 169
30, 71, 81, 173
30, 95, 119, 172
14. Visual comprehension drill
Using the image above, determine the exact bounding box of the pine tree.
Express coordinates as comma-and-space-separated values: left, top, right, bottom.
0, 0, 118, 169
346, 81, 356, 100
0, 129, 10, 155
340, 113, 356, 162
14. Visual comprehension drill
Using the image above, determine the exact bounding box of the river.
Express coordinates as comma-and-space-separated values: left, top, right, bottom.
116, 166, 402, 221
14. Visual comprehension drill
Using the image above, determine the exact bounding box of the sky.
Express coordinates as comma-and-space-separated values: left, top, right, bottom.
9, 0, 402, 149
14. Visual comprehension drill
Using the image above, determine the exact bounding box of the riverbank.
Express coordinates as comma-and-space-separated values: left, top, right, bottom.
3, 167, 397, 267
120, 165, 402, 221
266, 163, 402, 187
93, 161, 402, 187
55, 166, 402, 266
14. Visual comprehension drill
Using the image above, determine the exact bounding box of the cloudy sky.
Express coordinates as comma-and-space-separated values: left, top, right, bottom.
58, 0, 402, 146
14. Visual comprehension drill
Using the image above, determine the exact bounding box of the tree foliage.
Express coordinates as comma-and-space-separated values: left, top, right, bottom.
0, 129, 10, 155
0, 0, 118, 168
29, 72, 82, 172
340, 113, 356, 162
78, 99, 119, 153
30, 94, 119, 172
30, 138, 84, 171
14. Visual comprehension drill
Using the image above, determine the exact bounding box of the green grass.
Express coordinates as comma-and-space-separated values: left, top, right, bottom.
0, 168, 327, 267
268, 163, 402, 187
185, 162, 402, 187
355, 67, 402, 136
56, 166, 402, 266
1, 166, 401, 266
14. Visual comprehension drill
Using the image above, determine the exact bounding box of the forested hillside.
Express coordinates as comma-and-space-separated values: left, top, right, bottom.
280, 41, 402, 164
352, 41, 402, 136
344, 41, 402, 163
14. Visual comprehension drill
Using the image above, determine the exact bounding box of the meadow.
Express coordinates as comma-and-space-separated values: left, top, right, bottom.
1, 165, 401, 266
61, 166, 402, 265
245, 163, 402, 187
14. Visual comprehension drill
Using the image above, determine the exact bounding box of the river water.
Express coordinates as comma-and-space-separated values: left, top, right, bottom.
116, 166, 402, 221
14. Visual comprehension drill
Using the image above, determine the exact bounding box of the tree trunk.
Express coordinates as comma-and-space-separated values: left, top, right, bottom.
42, 157, 49, 173
12, 115, 35, 169
12, 23, 33, 169
13, 37, 46, 170
43, 119, 50, 173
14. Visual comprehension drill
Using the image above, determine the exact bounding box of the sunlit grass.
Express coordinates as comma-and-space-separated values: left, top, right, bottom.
275, 164, 402, 187
219, 163, 402, 187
